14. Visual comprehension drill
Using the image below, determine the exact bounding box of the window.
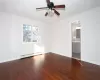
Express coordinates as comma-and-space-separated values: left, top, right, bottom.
23, 24, 39, 42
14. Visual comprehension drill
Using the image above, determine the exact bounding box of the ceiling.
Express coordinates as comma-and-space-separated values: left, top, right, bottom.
0, 0, 100, 23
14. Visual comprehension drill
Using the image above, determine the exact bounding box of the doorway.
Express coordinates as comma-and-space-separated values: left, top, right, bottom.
71, 20, 81, 59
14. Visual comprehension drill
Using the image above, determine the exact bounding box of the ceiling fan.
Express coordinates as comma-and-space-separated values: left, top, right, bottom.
36, 0, 65, 16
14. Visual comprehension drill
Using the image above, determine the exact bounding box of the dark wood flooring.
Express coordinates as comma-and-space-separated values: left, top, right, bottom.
0, 53, 100, 80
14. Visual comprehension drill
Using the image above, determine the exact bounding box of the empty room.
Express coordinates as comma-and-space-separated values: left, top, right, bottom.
0, 0, 100, 80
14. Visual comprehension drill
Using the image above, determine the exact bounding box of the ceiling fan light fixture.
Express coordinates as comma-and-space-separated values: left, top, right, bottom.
47, 9, 54, 17
36, 0, 65, 17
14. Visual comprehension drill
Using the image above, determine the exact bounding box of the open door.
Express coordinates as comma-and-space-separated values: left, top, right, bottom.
71, 20, 81, 60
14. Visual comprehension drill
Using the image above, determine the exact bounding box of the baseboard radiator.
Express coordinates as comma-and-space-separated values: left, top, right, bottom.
21, 53, 43, 59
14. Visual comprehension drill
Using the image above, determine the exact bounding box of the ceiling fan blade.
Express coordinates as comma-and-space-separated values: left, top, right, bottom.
45, 12, 48, 16
54, 5, 65, 8
46, 0, 50, 4
53, 9, 60, 16
36, 7, 48, 10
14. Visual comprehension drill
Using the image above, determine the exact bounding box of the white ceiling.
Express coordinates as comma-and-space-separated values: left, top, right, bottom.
0, 0, 100, 23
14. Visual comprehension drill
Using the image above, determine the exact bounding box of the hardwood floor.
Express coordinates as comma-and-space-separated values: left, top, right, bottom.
0, 53, 100, 80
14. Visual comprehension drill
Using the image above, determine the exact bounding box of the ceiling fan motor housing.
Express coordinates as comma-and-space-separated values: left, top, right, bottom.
47, 2, 54, 9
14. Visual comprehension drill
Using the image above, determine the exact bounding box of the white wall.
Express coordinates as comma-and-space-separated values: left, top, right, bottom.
0, 12, 12, 62
0, 12, 50, 63
1, 6, 100, 65
51, 7, 100, 65
51, 20, 71, 57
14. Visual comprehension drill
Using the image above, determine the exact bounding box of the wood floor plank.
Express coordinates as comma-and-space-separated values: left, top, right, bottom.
0, 53, 100, 80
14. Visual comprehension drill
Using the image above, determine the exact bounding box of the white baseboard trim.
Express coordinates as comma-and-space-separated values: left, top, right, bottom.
50, 52, 100, 66
0, 53, 46, 63
0, 57, 20, 63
